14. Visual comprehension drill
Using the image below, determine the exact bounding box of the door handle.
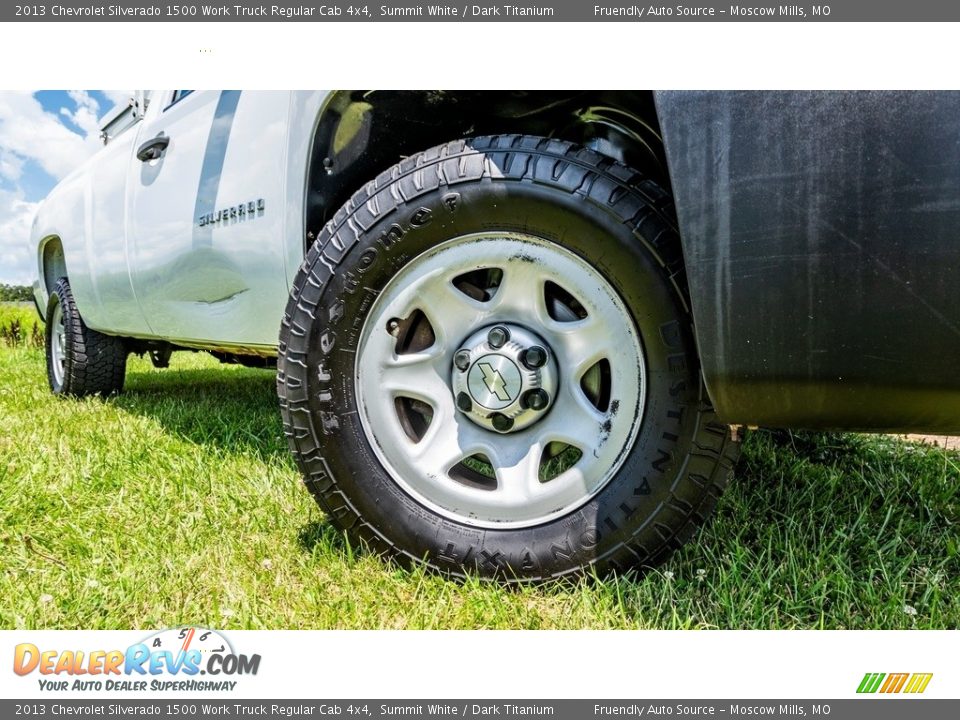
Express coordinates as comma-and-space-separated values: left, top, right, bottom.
136, 133, 170, 162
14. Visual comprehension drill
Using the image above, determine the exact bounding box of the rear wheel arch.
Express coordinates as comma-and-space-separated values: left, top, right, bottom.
40, 236, 68, 296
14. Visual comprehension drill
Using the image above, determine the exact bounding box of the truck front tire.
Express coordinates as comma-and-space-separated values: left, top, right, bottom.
46, 277, 127, 397
278, 135, 739, 579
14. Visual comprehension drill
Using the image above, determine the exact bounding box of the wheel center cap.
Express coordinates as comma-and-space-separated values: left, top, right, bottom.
452, 324, 558, 433
468, 354, 522, 410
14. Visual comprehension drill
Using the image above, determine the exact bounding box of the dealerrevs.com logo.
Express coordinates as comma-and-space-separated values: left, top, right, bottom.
13, 627, 260, 692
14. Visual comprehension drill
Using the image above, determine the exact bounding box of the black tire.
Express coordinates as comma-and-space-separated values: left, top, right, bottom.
46, 277, 127, 397
277, 135, 740, 580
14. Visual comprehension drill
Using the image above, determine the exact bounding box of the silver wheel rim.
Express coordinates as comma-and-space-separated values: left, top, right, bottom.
50, 300, 66, 387
355, 232, 645, 528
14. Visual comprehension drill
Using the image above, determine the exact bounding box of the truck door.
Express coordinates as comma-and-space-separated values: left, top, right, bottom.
127, 90, 291, 349
78, 95, 152, 336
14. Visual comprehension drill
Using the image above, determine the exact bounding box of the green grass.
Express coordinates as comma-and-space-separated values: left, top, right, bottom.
0, 301, 43, 348
0, 302, 958, 629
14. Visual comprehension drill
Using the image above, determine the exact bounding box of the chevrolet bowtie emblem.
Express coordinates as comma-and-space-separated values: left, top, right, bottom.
479, 362, 512, 402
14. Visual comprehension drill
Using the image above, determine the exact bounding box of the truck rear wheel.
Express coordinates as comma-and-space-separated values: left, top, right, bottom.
46, 277, 127, 397
277, 135, 739, 579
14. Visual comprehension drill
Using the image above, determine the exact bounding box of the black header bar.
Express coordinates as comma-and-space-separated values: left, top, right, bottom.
4, 1, 959, 23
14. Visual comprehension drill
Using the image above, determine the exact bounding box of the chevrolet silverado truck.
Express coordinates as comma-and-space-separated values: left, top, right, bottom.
30, 90, 960, 580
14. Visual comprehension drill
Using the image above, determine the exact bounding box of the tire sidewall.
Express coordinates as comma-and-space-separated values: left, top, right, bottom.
45, 284, 67, 395
298, 173, 702, 577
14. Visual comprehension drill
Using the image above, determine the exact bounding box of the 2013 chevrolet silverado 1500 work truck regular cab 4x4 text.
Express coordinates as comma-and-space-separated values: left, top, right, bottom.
29, 91, 960, 580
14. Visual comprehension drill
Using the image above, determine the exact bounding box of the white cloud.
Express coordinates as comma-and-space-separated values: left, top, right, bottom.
60, 90, 102, 137
0, 91, 110, 285
0, 91, 101, 181
0, 187, 39, 285
0, 148, 25, 182
102, 90, 135, 108
67, 90, 99, 113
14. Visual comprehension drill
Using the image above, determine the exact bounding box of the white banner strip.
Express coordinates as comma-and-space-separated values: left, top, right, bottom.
1, 630, 953, 699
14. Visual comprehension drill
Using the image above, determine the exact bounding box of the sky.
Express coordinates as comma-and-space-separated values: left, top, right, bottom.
0, 90, 131, 286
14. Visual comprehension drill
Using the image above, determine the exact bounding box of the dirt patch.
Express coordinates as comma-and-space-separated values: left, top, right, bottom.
897, 434, 960, 451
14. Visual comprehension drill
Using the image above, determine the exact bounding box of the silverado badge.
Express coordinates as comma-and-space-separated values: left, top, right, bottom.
197, 198, 265, 228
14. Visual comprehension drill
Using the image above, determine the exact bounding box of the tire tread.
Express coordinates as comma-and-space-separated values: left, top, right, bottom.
47, 277, 126, 397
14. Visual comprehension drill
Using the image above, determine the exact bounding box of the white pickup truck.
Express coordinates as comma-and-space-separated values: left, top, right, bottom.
34, 89, 723, 581
36, 90, 958, 579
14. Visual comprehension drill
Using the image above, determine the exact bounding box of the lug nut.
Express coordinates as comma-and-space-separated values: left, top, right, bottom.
522, 389, 550, 411
521, 346, 547, 369
457, 392, 473, 412
454, 350, 471, 372
487, 326, 510, 349
490, 413, 514, 432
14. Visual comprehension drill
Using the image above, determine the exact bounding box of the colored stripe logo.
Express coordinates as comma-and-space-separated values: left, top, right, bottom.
857, 672, 933, 694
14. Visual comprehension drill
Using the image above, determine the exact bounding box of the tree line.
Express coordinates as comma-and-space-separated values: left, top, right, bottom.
0, 285, 34, 302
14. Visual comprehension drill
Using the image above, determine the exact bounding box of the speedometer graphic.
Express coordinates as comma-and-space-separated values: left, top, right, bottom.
140, 626, 234, 661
